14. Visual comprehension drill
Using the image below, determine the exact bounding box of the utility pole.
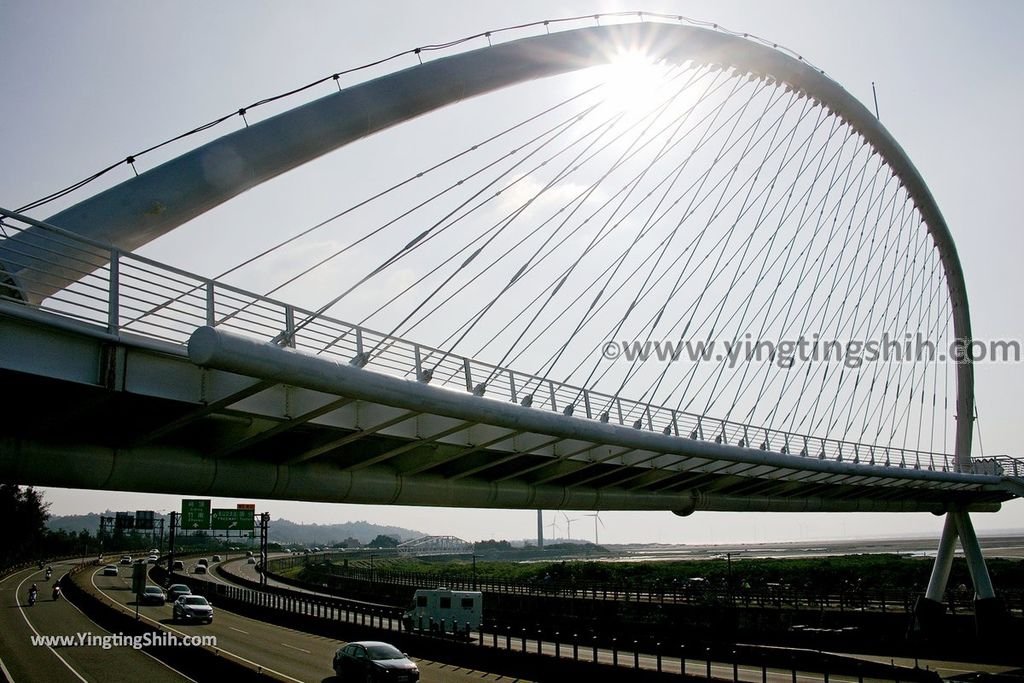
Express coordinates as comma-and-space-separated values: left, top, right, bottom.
726, 552, 733, 605
259, 512, 269, 587
166, 511, 177, 582
537, 510, 544, 549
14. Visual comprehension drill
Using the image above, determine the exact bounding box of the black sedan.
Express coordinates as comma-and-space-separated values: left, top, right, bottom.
139, 585, 166, 605
332, 641, 419, 682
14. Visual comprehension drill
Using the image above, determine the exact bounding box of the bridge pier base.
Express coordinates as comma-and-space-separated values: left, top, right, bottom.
917, 510, 1007, 640
954, 510, 1009, 638
911, 595, 946, 637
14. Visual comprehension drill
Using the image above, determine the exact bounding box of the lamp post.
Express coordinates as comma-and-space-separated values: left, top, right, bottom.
726, 552, 733, 605
472, 554, 478, 590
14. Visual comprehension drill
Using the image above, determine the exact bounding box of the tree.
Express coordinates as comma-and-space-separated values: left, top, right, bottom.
0, 484, 51, 569
474, 539, 513, 553
367, 534, 399, 549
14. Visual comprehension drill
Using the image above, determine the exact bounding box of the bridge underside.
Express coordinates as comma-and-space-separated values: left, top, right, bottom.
0, 308, 1015, 513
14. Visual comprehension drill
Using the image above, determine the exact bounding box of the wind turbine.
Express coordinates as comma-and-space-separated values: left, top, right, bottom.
546, 516, 560, 543
584, 512, 605, 545
562, 512, 581, 541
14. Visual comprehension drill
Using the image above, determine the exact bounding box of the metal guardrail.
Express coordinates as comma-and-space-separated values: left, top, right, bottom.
2, 206, 1018, 478
206, 558, 943, 682
266, 554, 1024, 619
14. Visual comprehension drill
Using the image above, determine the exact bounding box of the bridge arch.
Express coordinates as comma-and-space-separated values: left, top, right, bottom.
0, 20, 973, 468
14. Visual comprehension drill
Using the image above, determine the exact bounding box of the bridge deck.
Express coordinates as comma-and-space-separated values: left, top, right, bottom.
0, 304, 1019, 513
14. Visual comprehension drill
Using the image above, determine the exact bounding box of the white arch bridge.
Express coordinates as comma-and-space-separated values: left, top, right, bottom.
0, 17, 1020, 622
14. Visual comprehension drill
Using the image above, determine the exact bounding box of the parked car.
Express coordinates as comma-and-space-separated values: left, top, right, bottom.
173, 595, 213, 623
119, 555, 132, 565
166, 584, 191, 602
172, 560, 185, 571
333, 641, 418, 682
139, 585, 166, 605
102, 565, 119, 577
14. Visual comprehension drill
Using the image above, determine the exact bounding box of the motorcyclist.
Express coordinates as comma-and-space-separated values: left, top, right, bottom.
28, 583, 38, 606
52, 584, 62, 600
45, 567, 52, 580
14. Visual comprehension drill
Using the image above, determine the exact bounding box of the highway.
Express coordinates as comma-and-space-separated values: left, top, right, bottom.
3, 554, 1015, 683
220, 556, 1022, 682
87, 559, 521, 683
0, 559, 191, 682
213, 557, 869, 682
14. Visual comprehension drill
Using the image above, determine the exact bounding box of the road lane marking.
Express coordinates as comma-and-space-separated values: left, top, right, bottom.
16, 570, 88, 683
0, 654, 15, 683
280, 643, 311, 654
51, 564, 198, 683
90, 568, 303, 683
229, 626, 249, 634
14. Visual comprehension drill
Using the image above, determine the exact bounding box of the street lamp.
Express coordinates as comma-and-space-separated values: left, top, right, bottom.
472, 554, 478, 591
726, 552, 733, 605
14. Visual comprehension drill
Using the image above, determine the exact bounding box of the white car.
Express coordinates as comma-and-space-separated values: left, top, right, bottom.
101, 565, 118, 576
173, 595, 213, 623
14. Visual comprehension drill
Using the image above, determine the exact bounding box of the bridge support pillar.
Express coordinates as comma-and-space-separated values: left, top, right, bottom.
914, 513, 957, 635
953, 510, 1008, 638
924, 513, 958, 603
952, 510, 994, 599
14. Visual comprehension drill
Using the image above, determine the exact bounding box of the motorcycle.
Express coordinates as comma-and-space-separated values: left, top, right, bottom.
52, 585, 62, 601
45, 568, 52, 580
28, 589, 37, 606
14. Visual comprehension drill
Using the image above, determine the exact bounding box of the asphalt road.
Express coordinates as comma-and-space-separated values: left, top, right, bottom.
218, 556, 1022, 682
88, 561, 522, 683
0, 560, 191, 682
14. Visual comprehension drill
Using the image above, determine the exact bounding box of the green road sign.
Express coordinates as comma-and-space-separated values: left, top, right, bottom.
181, 499, 210, 530
211, 508, 254, 531
132, 563, 147, 595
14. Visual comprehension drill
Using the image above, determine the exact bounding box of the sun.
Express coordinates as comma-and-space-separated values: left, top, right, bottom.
597, 49, 674, 118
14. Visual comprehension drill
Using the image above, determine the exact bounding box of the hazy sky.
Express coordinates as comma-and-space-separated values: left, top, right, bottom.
2, 1, 1022, 544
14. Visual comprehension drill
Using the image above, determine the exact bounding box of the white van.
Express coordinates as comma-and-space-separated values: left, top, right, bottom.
403, 588, 482, 636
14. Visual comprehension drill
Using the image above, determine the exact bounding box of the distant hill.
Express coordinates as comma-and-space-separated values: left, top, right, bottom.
268, 519, 423, 545
47, 511, 423, 545
48, 511, 119, 534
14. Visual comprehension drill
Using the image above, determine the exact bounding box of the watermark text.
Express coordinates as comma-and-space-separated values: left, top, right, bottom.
600, 334, 1021, 369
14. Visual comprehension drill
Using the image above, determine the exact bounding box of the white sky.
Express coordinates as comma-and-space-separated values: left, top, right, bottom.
2, 1, 1022, 544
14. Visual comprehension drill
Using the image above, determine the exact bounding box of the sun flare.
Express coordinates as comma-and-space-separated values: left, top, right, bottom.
598, 49, 673, 117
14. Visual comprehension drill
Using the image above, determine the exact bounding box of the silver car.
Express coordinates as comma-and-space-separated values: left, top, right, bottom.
173, 595, 213, 623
